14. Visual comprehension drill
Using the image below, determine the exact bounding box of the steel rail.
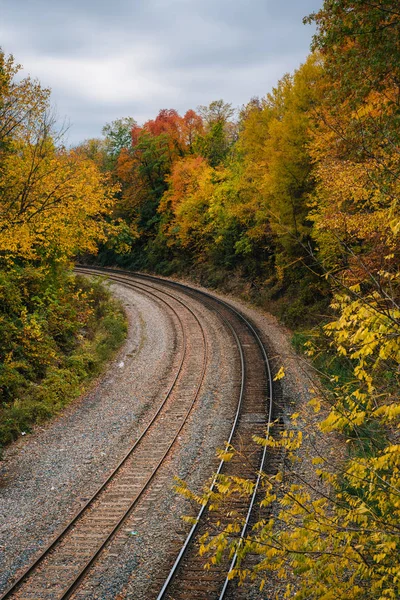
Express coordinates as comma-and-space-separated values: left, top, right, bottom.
77, 266, 275, 600
156, 290, 246, 600
139, 272, 275, 600
59, 272, 210, 599
1, 272, 208, 600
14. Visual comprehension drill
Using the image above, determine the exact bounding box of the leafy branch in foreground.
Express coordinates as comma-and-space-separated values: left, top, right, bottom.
177, 394, 399, 598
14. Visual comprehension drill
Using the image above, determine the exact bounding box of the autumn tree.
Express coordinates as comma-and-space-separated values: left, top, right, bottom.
0, 127, 115, 263
0, 50, 50, 149
74, 137, 107, 167
158, 156, 217, 259
211, 55, 328, 319
307, 1, 400, 278
105, 108, 206, 267
182, 109, 204, 152
0, 49, 126, 446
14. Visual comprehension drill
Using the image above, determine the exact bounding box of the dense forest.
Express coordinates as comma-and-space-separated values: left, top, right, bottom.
1, 0, 399, 597
0, 49, 127, 446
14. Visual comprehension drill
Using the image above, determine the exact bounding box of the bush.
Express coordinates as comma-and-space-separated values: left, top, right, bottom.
0, 266, 127, 450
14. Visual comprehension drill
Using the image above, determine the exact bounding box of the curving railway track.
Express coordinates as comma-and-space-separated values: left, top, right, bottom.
1, 267, 283, 600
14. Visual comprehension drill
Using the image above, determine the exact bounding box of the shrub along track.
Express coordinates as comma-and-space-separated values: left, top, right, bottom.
1, 268, 282, 600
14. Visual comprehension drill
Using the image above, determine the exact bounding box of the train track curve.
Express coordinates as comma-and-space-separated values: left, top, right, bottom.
1, 267, 283, 599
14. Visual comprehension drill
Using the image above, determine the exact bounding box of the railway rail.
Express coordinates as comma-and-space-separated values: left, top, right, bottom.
1, 274, 209, 599
123, 271, 281, 600
1, 268, 282, 599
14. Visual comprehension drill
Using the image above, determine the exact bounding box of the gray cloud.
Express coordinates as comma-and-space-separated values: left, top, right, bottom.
0, 0, 323, 144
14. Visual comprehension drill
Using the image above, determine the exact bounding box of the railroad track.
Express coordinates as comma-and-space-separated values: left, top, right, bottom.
1, 268, 283, 599
79, 268, 283, 599
125, 271, 282, 600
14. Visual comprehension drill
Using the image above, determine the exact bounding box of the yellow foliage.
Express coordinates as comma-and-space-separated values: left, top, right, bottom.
0, 52, 116, 262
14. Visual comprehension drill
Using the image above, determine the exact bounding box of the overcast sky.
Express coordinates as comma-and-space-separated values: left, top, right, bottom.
0, 0, 323, 145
